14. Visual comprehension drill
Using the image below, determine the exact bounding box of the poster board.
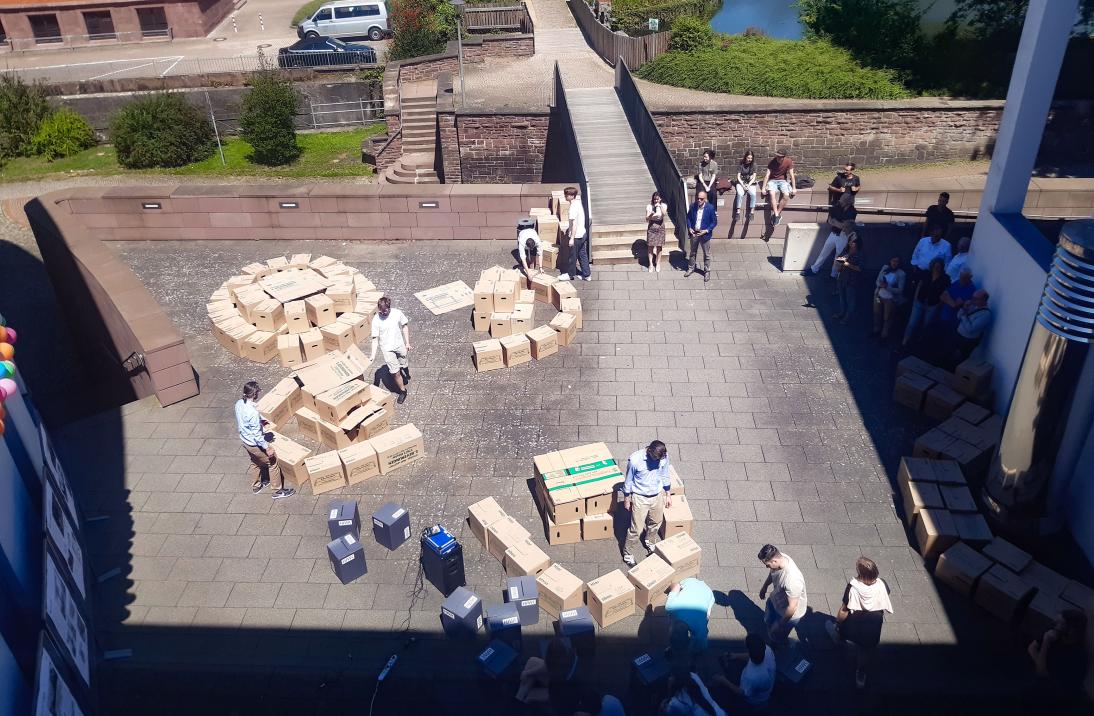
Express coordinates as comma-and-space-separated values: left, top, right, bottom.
43, 480, 86, 599
40, 427, 80, 523
35, 637, 86, 716
414, 281, 475, 315
43, 552, 90, 686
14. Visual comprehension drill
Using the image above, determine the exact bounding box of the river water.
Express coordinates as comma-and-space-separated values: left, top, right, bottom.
708, 0, 960, 40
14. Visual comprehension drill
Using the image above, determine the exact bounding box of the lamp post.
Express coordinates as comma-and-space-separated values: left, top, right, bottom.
450, 0, 466, 107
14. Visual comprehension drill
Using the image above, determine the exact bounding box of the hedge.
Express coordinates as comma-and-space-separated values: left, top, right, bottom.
636, 36, 911, 100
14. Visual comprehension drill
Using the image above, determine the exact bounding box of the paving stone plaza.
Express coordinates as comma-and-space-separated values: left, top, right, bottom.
35, 237, 1034, 714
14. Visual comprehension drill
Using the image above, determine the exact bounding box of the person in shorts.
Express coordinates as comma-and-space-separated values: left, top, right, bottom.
369, 296, 411, 404
762, 149, 796, 226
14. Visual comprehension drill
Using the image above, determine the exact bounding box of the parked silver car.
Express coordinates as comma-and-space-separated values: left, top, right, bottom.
297, 1, 389, 42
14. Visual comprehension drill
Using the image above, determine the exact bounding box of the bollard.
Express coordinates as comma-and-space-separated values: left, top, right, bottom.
232, 13, 238, 33
259, 13, 265, 32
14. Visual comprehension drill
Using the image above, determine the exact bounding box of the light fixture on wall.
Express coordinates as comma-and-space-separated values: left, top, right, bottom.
141, 202, 161, 210
279, 201, 299, 209
419, 201, 439, 209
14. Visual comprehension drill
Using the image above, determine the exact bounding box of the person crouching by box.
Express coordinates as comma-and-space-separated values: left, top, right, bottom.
235, 381, 295, 500
518, 225, 543, 284
369, 296, 411, 404
622, 440, 672, 568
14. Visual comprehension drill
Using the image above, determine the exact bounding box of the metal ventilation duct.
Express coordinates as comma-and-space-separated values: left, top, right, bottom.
983, 219, 1094, 533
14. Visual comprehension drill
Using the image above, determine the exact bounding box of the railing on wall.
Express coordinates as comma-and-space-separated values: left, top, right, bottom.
615, 60, 686, 249
569, 0, 670, 70
461, 1, 533, 33
553, 62, 592, 240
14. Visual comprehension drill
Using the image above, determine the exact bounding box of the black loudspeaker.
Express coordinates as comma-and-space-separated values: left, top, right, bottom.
421, 528, 466, 597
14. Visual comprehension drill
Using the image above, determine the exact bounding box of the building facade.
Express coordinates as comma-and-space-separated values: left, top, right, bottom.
0, 0, 234, 49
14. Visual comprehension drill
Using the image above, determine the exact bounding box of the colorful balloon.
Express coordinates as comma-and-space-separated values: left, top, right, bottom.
0, 344, 11, 362
0, 420, 5, 436
4, 328, 14, 344
0, 312, 5, 326
0, 361, 11, 378
0, 378, 16, 399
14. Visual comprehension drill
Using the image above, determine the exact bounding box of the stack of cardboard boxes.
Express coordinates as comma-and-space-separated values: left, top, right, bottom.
466, 497, 553, 579
207, 255, 381, 366
893, 356, 995, 420
897, 457, 991, 559
533, 443, 623, 545
912, 412, 1004, 482
934, 537, 1093, 638
471, 264, 583, 371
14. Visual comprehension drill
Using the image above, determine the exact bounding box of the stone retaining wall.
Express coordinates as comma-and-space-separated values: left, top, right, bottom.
449, 113, 551, 184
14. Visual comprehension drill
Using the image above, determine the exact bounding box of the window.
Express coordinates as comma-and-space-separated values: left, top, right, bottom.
314, 8, 332, 21
28, 14, 62, 43
136, 6, 169, 37
362, 5, 381, 16
83, 10, 116, 40
334, 5, 379, 18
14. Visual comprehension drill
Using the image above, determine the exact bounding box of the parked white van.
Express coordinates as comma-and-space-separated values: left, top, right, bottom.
297, 1, 389, 42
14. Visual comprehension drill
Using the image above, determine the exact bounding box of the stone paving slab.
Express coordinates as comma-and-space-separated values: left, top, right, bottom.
43, 237, 1046, 713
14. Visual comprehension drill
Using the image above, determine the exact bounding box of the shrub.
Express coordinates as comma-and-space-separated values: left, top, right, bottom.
110, 93, 215, 169
0, 74, 53, 160
30, 108, 96, 161
668, 15, 714, 53
388, 0, 458, 61
608, 0, 720, 37
240, 72, 301, 166
636, 36, 910, 99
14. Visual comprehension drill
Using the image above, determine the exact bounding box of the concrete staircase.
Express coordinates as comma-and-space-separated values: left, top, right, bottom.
381, 80, 439, 185
564, 87, 671, 264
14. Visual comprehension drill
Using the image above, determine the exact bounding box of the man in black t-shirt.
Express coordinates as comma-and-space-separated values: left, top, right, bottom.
924, 192, 956, 236
828, 162, 861, 205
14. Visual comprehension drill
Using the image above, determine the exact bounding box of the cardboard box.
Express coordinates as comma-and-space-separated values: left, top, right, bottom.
489, 312, 513, 339
586, 570, 636, 628
369, 423, 424, 475
294, 407, 322, 443
934, 542, 993, 597
660, 495, 694, 538
930, 460, 967, 486
913, 428, 957, 459
315, 405, 388, 450
518, 289, 536, 305
314, 379, 370, 423
260, 269, 328, 303
278, 333, 303, 368
955, 358, 993, 397
372, 502, 411, 550
300, 327, 325, 361
293, 348, 367, 395
581, 513, 613, 541
896, 355, 934, 378
305, 294, 335, 328
893, 373, 935, 411
668, 466, 685, 496
252, 299, 285, 332
527, 325, 558, 360
1061, 580, 1094, 611
473, 339, 505, 372
655, 532, 702, 581
559, 296, 582, 329
899, 479, 944, 526
553, 280, 577, 310
550, 312, 578, 347
914, 508, 959, 559
244, 330, 280, 364
256, 391, 293, 430
1019, 562, 1070, 598
505, 575, 540, 626
953, 402, 991, 425
897, 457, 937, 489
267, 256, 289, 272
327, 499, 360, 540
542, 244, 559, 269
504, 538, 552, 578
500, 334, 531, 367
952, 512, 993, 547
337, 312, 369, 344
924, 383, 966, 421
337, 441, 380, 485
441, 587, 484, 637
1022, 590, 1068, 637
474, 280, 495, 314
468, 497, 508, 551
529, 273, 557, 304
556, 442, 621, 504
510, 304, 533, 334
289, 253, 312, 268
486, 516, 532, 563
939, 485, 977, 513
975, 564, 1035, 623
473, 310, 491, 333
535, 450, 585, 524
585, 490, 613, 517
364, 384, 395, 416
284, 300, 310, 334
982, 537, 1033, 573
493, 280, 517, 312
310, 255, 338, 272
305, 451, 347, 495
271, 376, 303, 416
628, 554, 675, 611
536, 564, 585, 619
321, 322, 355, 352
221, 321, 257, 357
327, 532, 367, 584
269, 432, 312, 488
542, 510, 582, 545
326, 282, 355, 313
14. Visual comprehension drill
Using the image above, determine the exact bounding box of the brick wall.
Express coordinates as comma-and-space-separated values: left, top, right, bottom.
455, 114, 549, 183
396, 35, 533, 83
438, 112, 461, 183
654, 107, 1004, 174
399, 56, 460, 83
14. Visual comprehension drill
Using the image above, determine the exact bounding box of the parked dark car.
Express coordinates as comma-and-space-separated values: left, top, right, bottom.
276, 38, 377, 69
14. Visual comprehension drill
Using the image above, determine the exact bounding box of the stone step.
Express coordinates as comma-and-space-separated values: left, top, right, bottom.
401, 110, 436, 121
399, 152, 435, 169
394, 164, 437, 179
403, 126, 435, 137
589, 248, 639, 264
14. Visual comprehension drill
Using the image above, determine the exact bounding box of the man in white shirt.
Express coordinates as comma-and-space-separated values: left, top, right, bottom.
369, 296, 411, 404
758, 544, 807, 645
559, 186, 589, 282
946, 236, 971, 282
517, 225, 543, 279
713, 633, 776, 709
911, 225, 953, 272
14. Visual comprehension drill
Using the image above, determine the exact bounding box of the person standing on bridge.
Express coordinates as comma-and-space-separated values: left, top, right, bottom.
559, 186, 590, 282
646, 192, 667, 274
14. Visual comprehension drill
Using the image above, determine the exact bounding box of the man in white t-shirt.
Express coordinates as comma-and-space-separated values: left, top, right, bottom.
758, 544, 807, 645
369, 296, 411, 404
559, 186, 590, 282
517, 225, 543, 279
713, 632, 776, 709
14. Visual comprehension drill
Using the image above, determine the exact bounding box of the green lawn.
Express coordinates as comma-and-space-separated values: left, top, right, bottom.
0, 126, 384, 184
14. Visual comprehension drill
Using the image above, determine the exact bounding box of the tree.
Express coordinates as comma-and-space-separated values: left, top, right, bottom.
948, 0, 1094, 40
240, 72, 301, 166
797, 0, 925, 76
388, 0, 458, 61
0, 74, 52, 160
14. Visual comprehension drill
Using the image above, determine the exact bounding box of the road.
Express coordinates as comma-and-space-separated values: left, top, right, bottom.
0, 0, 387, 84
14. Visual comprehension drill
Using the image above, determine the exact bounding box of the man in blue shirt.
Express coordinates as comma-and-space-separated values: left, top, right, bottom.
235, 381, 295, 499
665, 578, 716, 651
622, 440, 672, 567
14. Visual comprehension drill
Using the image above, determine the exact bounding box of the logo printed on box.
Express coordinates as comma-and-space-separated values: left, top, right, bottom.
561, 609, 577, 619
476, 616, 483, 629
341, 554, 355, 564
338, 519, 352, 526
634, 654, 651, 666
509, 587, 519, 599
344, 534, 356, 545
373, 518, 383, 527
464, 596, 479, 609
503, 616, 519, 626
521, 599, 535, 607
392, 508, 406, 519
329, 509, 338, 519
478, 648, 494, 662
403, 526, 411, 539
442, 608, 454, 619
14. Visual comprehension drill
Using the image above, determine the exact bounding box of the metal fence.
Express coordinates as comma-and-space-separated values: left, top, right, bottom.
570, 0, 670, 70
205, 98, 384, 135
0, 50, 380, 86
461, 2, 534, 33
1, 29, 174, 52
